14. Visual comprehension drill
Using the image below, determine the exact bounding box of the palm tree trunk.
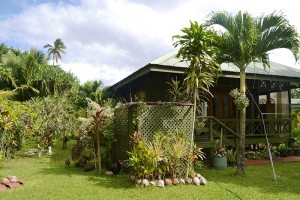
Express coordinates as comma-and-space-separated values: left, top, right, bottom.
237, 69, 246, 174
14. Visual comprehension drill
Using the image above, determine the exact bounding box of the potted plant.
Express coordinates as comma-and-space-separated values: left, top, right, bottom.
212, 129, 227, 169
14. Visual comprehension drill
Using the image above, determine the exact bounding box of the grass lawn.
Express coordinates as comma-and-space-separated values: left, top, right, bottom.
0, 140, 300, 200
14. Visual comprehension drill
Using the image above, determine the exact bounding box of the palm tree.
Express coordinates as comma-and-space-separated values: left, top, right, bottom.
80, 80, 104, 104
44, 38, 66, 65
207, 11, 300, 174
173, 21, 221, 177
1, 49, 48, 100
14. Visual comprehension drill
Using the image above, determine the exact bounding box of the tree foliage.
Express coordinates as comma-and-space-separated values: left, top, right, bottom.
0, 46, 79, 100
173, 21, 221, 177
173, 21, 221, 95
75, 98, 115, 173
0, 42, 112, 160
207, 11, 300, 174
0, 99, 33, 158
28, 95, 78, 147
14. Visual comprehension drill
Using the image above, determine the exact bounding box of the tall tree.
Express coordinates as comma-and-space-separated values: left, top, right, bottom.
173, 21, 221, 177
207, 11, 300, 174
1, 48, 77, 100
0, 44, 17, 89
1, 49, 46, 100
44, 38, 66, 65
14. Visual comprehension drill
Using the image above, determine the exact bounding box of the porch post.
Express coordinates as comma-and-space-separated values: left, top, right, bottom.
288, 88, 295, 155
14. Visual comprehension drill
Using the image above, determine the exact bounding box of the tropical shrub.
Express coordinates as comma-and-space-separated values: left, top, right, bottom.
277, 143, 290, 157
0, 90, 17, 100
167, 78, 192, 102
227, 149, 237, 166
145, 131, 170, 180
28, 95, 78, 147
128, 131, 205, 179
128, 141, 155, 179
74, 98, 115, 173
245, 144, 278, 160
0, 99, 32, 158
292, 128, 300, 138
166, 132, 190, 178
0, 94, 80, 157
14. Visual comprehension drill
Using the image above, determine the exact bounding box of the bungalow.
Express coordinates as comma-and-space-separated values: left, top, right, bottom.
110, 51, 300, 151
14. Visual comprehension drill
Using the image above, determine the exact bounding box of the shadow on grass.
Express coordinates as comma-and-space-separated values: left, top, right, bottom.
38, 142, 133, 189
201, 163, 300, 198
38, 164, 135, 189
15, 139, 135, 190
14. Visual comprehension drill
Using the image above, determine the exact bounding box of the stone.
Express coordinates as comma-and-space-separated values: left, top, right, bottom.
0, 184, 7, 191
142, 179, 149, 187
149, 181, 156, 186
193, 177, 200, 186
164, 178, 172, 186
172, 178, 180, 185
156, 180, 164, 187
200, 177, 207, 185
105, 171, 114, 176
186, 178, 193, 184
1, 178, 10, 186
179, 178, 185, 184
195, 173, 202, 179
10, 182, 20, 188
135, 179, 142, 185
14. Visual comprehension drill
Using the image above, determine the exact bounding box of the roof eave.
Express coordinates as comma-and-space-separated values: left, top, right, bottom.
109, 64, 300, 91
109, 64, 185, 91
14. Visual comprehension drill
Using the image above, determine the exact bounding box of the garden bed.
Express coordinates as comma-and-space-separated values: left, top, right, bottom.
246, 156, 300, 165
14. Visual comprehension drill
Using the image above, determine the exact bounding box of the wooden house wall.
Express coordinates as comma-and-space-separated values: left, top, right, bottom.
113, 72, 292, 121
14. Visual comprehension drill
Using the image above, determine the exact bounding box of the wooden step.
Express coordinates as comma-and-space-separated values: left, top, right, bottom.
196, 141, 215, 148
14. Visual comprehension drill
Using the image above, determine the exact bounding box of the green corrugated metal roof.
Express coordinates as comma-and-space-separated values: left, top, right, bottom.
150, 50, 300, 78
110, 51, 300, 90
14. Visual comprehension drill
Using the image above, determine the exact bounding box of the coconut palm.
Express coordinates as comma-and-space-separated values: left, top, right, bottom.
207, 11, 300, 174
173, 21, 221, 177
80, 80, 104, 104
1, 49, 48, 100
44, 38, 66, 65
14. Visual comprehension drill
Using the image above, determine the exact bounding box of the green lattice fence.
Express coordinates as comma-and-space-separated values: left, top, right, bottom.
136, 104, 193, 141
113, 105, 130, 160
113, 102, 193, 174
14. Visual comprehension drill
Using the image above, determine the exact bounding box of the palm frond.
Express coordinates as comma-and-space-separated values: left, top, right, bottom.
207, 10, 300, 68
0, 71, 17, 88
2, 53, 20, 67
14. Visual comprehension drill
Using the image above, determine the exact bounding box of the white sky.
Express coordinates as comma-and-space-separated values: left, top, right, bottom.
0, 0, 299, 86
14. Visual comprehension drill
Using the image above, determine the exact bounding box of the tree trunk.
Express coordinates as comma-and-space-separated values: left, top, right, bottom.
186, 88, 197, 179
96, 132, 102, 174
237, 69, 246, 174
